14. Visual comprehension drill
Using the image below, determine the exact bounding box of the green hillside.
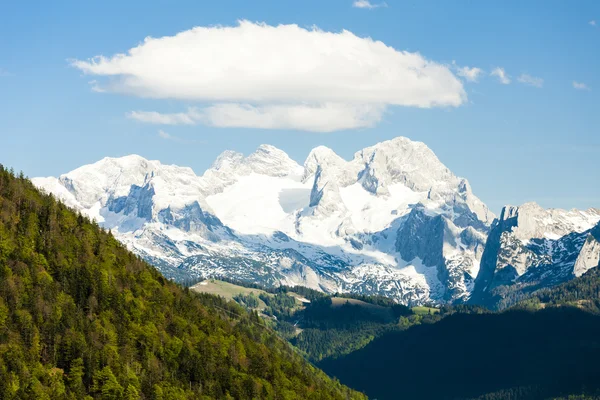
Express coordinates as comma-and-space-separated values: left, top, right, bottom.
192, 278, 446, 363
0, 166, 365, 400
515, 266, 600, 312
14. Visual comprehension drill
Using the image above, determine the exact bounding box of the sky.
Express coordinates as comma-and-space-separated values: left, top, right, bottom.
0, 0, 598, 214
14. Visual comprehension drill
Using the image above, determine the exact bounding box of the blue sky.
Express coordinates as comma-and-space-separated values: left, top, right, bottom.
0, 0, 598, 213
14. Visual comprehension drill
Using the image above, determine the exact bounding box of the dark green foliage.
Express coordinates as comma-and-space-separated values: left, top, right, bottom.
260, 293, 297, 320
290, 298, 393, 362
321, 307, 600, 400
292, 326, 390, 362
513, 267, 600, 313
233, 293, 260, 309
0, 165, 365, 400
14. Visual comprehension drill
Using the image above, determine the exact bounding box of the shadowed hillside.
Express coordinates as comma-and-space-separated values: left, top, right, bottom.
320, 307, 600, 400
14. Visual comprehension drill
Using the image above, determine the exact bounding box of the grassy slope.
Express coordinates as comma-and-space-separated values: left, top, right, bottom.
191, 279, 271, 309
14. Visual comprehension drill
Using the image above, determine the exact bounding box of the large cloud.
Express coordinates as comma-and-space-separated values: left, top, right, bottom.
73, 21, 466, 131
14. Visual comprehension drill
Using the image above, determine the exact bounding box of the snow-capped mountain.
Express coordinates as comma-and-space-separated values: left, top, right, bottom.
472, 202, 600, 308
34, 136, 599, 305
34, 137, 497, 304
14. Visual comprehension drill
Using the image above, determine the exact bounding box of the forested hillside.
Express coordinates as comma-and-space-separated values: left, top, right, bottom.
508, 271, 599, 314
320, 307, 600, 400
0, 165, 365, 399
192, 277, 451, 363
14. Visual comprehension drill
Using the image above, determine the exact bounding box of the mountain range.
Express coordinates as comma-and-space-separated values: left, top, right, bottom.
33, 137, 600, 306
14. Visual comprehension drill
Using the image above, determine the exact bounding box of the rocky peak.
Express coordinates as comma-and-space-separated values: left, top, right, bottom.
211, 150, 244, 171
54, 155, 161, 209
499, 205, 520, 221
497, 202, 600, 241
353, 136, 454, 193
245, 144, 303, 177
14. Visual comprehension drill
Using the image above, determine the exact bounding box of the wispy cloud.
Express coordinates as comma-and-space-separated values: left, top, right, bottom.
590, 20, 597, 27
88, 80, 105, 93
491, 67, 511, 84
456, 65, 483, 82
158, 129, 174, 140
128, 110, 196, 125
130, 103, 386, 133
72, 20, 465, 132
0, 68, 13, 77
352, 0, 387, 9
157, 129, 205, 144
573, 81, 591, 91
517, 74, 543, 88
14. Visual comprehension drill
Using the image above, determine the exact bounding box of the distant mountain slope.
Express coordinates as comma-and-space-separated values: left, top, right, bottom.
33, 136, 495, 304
472, 203, 600, 309
0, 165, 364, 399
320, 307, 600, 400
514, 258, 600, 312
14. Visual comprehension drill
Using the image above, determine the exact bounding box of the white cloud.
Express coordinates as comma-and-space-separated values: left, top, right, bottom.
590, 20, 597, 26
517, 73, 543, 88
158, 129, 173, 139
490, 67, 511, 84
157, 129, 204, 144
128, 110, 196, 125
130, 103, 384, 133
204, 103, 384, 132
456, 66, 483, 82
0, 68, 12, 77
573, 81, 591, 91
72, 20, 466, 132
353, 0, 387, 9
88, 80, 105, 93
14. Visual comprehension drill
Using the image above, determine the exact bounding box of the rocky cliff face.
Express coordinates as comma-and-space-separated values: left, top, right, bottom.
471, 203, 600, 308
573, 224, 600, 278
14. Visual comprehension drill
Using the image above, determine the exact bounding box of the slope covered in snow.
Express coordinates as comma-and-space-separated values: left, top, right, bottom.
40, 136, 600, 306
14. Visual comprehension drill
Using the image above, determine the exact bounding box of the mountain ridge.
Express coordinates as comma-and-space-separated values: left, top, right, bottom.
32, 137, 599, 305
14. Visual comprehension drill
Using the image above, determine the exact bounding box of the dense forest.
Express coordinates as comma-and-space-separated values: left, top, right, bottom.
513, 267, 600, 312
0, 165, 365, 399
320, 307, 600, 400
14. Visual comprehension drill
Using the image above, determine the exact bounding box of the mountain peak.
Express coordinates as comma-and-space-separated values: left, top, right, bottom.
497, 202, 600, 241
499, 205, 520, 221
211, 150, 244, 171
352, 136, 454, 194
245, 144, 303, 177
102, 153, 150, 163
302, 145, 354, 183
255, 143, 284, 153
